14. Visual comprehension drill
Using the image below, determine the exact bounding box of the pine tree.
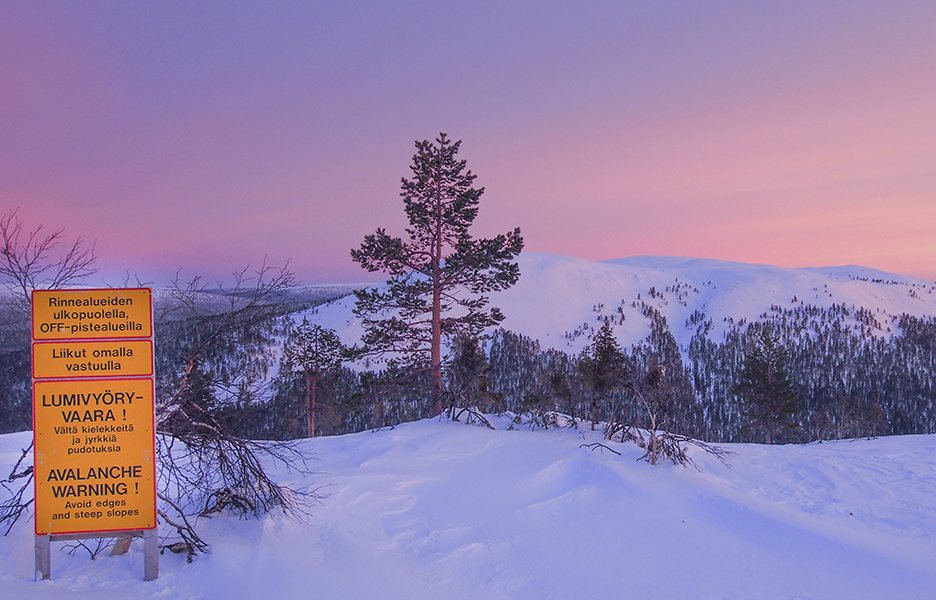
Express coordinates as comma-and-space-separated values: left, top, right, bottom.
282, 318, 345, 437
446, 335, 499, 413
578, 321, 628, 429
351, 133, 523, 416
734, 325, 799, 444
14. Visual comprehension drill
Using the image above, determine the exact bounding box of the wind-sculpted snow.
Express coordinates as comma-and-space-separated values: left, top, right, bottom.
2, 421, 935, 599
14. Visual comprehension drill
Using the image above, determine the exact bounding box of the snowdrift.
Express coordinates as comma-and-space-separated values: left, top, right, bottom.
2, 420, 935, 599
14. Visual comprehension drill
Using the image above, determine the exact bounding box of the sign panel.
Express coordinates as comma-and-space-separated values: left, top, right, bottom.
32, 340, 154, 380
32, 288, 153, 340
33, 378, 156, 535
32, 287, 156, 539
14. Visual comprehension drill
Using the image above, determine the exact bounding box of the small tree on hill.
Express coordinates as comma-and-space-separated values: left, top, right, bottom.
282, 318, 345, 437
445, 335, 500, 427
734, 325, 799, 444
0, 208, 97, 432
351, 133, 523, 416
578, 321, 629, 429
632, 359, 676, 464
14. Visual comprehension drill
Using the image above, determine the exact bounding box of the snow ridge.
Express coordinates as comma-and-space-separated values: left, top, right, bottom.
309, 251, 936, 356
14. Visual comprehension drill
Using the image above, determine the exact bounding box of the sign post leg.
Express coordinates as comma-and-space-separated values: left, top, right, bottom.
110, 533, 133, 556
143, 528, 158, 581
35, 534, 50, 581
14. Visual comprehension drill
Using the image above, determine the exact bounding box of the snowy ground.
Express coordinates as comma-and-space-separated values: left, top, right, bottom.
2, 419, 935, 599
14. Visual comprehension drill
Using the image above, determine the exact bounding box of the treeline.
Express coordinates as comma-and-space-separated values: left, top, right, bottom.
480, 303, 936, 444
688, 304, 936, 442
4, 293, 936, 445
252, 303, 936, 444
0, 282, 357, 434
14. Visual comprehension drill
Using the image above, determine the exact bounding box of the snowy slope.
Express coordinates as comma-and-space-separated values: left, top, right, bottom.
2, 421, 935, 599
306, 252, 936, 356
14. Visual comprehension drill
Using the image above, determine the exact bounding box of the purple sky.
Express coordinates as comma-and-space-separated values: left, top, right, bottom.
3, 1, 935, 285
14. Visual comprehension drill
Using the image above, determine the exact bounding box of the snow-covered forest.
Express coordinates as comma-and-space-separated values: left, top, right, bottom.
196, 252, 936, 445
4, 252, 936, 444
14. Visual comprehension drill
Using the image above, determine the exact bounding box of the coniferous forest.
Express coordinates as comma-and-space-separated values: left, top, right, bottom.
9, 288, 929, 444
171, 296, 936, 445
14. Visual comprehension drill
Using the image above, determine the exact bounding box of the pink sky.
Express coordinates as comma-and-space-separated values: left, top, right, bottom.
2, 2, 935, 285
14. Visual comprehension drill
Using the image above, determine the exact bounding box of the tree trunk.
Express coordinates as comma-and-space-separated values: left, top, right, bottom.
305, 370, 316, 438
430, 181, 443, 417
430, 237, 442, 416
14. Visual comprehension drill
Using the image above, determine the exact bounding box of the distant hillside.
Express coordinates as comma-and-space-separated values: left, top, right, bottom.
153, 283, 365, 319
309, 251, 936, 357
302, 252, 936, 442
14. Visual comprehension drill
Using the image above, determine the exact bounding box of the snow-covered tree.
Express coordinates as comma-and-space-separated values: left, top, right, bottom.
578, 321, 628, 429
282, 318, 345, 437
734, 325, 799, 444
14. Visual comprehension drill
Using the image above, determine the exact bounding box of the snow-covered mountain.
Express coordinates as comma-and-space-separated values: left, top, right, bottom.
308, 251, 936, 356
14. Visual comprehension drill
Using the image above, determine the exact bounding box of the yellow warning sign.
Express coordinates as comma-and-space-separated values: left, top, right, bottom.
32, 340, 154, 380
33, 378, 156, 535
32, 288, 152, 341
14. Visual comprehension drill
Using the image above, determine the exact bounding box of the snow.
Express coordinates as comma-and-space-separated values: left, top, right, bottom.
3, 420, 936, 599
307, 252, 936, 357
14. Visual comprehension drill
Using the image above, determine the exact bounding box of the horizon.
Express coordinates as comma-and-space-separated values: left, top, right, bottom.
21, 250, 936, 291
3, 2, 935, 286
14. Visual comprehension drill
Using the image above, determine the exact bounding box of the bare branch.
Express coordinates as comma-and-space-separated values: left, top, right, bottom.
0, 442, 35, 534
0, 208, 97, 305
580, 442, 621, 456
